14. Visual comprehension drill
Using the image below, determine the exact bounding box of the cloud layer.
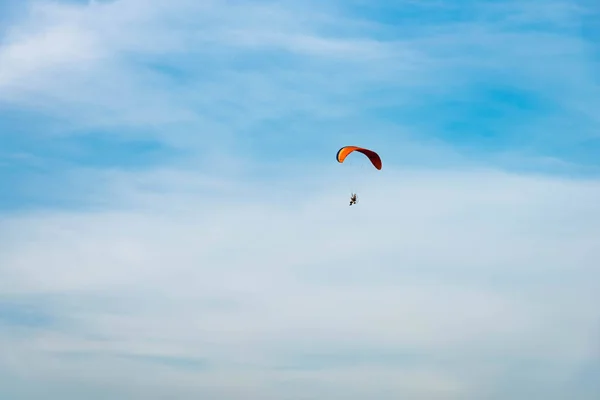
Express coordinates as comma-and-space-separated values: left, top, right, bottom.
2, 167, 599, 399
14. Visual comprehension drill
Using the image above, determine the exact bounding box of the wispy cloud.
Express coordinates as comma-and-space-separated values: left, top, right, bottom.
1, 0, 599, 398
2, 0, 596, 151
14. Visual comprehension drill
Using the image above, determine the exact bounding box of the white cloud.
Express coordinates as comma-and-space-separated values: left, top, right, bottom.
1, 167, 598, 398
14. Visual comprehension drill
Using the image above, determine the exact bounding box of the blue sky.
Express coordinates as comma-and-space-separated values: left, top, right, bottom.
1, 0, 599, 399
